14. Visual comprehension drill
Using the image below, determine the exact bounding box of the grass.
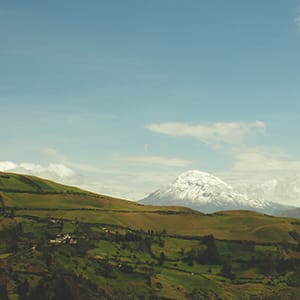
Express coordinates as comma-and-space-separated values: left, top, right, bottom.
2, 172, 299, 244
0, 172, 83, 193
4, 192, 138, 210
15, 209, 300, 243
1, 214, 300, 299
88, 240, 119, 259
61, 221, 76, 234
155, 268, 220, 299
0, 217, 18, 231
0, 252, 11, 259
2, 172, 300, 299
152, 237, 201, 259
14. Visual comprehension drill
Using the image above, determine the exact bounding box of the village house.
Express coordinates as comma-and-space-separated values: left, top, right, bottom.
49, 233, 77, 245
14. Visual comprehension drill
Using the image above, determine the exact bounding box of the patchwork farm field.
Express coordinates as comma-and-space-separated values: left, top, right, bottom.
1, 172, 300, 299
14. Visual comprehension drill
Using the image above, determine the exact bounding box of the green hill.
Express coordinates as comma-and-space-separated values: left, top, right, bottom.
1, 172, 298, 244
0, 172, 191, 212
1, 172, 300, 299
0, 172, 84, 193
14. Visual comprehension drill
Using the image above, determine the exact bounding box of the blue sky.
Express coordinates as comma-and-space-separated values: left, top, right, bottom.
1, 1, 300, 201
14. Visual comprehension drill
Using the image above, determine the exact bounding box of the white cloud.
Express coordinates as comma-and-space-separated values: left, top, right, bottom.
0, 161, 17, 171
146, 121, 265, 148
235, 175, 300, 207
213, 149, 300, 206
295, 6, 300, 29
0, 161, 81, 185
215, 148, 300, 190
19, 163, 42, 172
81, 169, 181, 201
44, 147, 100, 172
44, 148, 61, 158
232, 149, 300, 173
43, 148, 189, 199
295, 16, 300, 28
117, 155, 191, 167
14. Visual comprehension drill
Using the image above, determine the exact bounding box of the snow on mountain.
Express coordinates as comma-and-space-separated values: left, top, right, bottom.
140, 170, 294, 215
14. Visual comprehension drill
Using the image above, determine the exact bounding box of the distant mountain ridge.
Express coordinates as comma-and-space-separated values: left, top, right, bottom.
140, 170, 297, 215
280, 207, 300, 219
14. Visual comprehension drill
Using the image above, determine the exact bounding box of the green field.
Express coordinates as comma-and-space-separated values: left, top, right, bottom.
14, 209, 300, 243
1, 172, 300, 299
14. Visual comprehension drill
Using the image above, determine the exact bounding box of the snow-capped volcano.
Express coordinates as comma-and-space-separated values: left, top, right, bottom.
140, 170, 294, 215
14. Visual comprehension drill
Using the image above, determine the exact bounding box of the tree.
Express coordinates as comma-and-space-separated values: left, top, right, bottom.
18, 279, 29, 300
158, 252, 165, 265
180, 248, 185, 257
0, 285, 9, 300
186, 248, 196, 266
287, 267, 300, 287
199, 235, 221, 265
254, 251, 277, 275
220, 256, 233, 279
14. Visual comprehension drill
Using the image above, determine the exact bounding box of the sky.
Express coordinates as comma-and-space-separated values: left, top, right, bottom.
1, 0, 300, 203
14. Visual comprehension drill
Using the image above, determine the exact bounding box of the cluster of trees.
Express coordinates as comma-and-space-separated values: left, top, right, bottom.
111, 229, 166, 256
24, 273, 100, 300
182, 235, 221, 266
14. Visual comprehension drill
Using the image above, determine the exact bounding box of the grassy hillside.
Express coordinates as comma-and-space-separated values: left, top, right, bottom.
0, 172, 191, 212
14, 209, 300, 244
1, 172, 299, 244
0, 172, 84, 193
1, 172, 300, 299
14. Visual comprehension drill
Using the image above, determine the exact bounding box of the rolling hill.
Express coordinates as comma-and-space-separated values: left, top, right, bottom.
0, 173, 300, 242
1, 171, 299, 243
1, 172, 300, 299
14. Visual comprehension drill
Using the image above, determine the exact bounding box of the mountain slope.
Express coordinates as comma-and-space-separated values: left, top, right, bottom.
140, 170, 296, 215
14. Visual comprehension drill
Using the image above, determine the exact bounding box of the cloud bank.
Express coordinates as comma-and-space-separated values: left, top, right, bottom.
146, 121, 265, 148
0, 161, 81, 185
233, 149, 300, 173
215, 148, 300, 206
